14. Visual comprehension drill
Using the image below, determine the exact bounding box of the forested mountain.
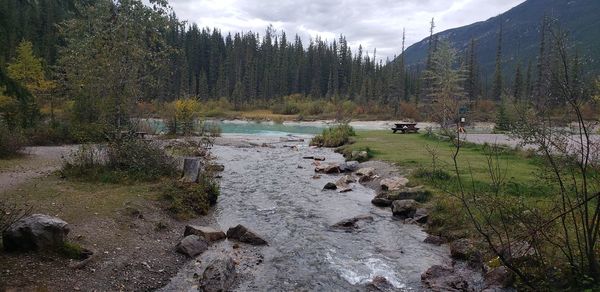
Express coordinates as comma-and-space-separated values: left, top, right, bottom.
402, 0, 600, 78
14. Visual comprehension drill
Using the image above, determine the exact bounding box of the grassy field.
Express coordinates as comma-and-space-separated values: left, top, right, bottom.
343, 131, 547, 193
340, 130, 558, 242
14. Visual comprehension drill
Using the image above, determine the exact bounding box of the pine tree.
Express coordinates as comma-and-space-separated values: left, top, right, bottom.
513, 63, 524, 101
465, 38, 480, 101
491, 24, 503, 100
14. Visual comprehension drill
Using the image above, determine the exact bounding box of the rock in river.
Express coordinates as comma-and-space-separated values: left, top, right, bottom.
176, 235, 208, 257
184, 225, 226, 242
331, 215, 374, 231
315, 163, 341, 174
323, 182, 338, 190
3, 214, 70, 252
226, 224, 267, 245
391, 199, 418, 219
200, 256, 237, 292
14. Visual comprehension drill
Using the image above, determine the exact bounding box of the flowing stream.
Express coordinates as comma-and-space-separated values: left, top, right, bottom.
164, 129, 451, 291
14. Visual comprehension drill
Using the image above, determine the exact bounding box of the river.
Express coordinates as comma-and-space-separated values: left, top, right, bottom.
163, 125, 451, 291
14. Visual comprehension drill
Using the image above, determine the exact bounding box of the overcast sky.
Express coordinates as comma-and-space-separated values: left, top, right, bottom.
167, 0, 526, 61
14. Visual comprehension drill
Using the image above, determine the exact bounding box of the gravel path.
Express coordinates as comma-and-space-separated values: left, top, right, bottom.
0, 146, 74, 191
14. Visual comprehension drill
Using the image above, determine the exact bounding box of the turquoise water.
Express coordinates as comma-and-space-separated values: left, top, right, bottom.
218, 121, 324, 136
141, 119, 325, 136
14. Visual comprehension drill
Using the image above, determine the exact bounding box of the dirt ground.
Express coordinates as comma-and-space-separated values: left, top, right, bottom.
0, 146, 217, 291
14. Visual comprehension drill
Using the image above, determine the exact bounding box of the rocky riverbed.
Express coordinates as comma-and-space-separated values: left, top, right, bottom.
163, 137, 458, 291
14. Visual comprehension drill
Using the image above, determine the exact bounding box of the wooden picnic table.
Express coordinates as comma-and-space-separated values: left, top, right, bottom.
391, 123, 420, 134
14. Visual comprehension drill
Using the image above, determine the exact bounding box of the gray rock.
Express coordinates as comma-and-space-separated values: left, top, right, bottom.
3, 214, 70, 252
380, 177, 409, 191
184, 225, 226, 242
421, 265, 469, 291
176, 235, 208, 257
371, 197, 393, 207
355, 167, 375, 178
315, 163, 341, 174
351, 151, 369, 162
336, 175, 356, 185
226, 225, 267, 245
340, 161, 360, 172
484, 266, 515, 289
391, 199, 418, 219
331, 215, 374, 231
323, 182, 338, 190
200, 256, 236, 292
182, 157, 203, 183
413, 208, 429, 224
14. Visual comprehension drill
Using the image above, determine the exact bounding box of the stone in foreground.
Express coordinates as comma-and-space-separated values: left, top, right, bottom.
184, 225, 226, 242
3, 214, 70, 252
200, 256, 237, 292
226, 224, 267, 245
176, 235, 208, 257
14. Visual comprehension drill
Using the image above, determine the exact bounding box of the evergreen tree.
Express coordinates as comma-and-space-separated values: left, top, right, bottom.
513, 63, 524, 101
491, 24, 504, 100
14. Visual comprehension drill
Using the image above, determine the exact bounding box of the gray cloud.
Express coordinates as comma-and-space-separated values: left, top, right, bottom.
167, 0, 525, 60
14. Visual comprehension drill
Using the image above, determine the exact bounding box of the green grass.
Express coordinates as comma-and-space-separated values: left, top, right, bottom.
341, 131, 550, 197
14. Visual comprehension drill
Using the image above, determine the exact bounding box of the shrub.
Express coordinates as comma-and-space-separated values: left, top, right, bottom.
0, 124, 26, 158
0, 201, 31, 234
310, 124, 356, 147
62, 137, 177, 182
161, 174, 220, 219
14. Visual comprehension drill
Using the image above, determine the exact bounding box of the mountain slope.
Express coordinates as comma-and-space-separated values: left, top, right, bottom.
402, 0, 600, 78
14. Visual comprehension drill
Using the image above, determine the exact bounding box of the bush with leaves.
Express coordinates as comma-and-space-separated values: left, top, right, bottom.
161, 174, 220, 219
310, 124, 356, 147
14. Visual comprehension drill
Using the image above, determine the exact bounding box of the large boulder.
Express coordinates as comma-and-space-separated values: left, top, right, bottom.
3, 214, 70, 252
226, 225, 267, 245
176, 235, 208, 257
184, 225, 226, 242
182, 157, 203, 183
200, 256, 236, 292
380, 177, 409, 191
331, 215, 374, 232
484, 266, 515, 289
421, 265, 469, 292
391, 200, 418, 219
